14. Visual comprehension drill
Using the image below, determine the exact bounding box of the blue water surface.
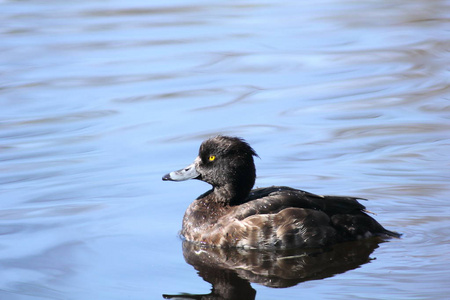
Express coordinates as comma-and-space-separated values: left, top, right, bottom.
1, 0, 449, 299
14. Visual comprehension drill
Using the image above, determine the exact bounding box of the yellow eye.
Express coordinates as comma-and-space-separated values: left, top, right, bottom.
209, 155, 216, 162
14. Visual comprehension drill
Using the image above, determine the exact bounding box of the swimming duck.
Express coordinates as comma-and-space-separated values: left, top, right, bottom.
162, 136, 400, 249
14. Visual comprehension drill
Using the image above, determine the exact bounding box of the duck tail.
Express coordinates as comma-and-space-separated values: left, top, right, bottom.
382, 228, 402, 238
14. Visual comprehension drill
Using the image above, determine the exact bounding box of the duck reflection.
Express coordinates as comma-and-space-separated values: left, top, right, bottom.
163, 238, 383, 300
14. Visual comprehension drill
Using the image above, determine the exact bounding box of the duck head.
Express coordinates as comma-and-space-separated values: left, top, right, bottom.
163, 136, 258, 204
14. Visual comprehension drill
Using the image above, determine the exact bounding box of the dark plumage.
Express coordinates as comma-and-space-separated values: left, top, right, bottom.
162, 136, 400, 249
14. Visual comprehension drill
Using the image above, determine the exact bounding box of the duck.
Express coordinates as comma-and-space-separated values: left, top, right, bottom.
162, 135, 400, 249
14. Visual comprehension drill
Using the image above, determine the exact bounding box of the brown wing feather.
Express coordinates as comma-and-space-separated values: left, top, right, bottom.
236, 186, 366, 220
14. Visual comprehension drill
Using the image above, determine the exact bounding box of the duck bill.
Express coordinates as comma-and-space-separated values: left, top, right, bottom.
162, 161, 200, 181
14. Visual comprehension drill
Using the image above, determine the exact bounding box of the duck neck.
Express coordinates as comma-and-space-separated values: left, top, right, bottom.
210, 159, 256, 206
213, 181, 253, 206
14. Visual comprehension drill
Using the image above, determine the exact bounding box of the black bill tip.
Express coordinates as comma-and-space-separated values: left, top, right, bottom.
162, 173, 173, 181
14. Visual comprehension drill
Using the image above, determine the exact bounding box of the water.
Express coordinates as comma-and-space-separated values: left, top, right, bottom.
1, 0, 449, 299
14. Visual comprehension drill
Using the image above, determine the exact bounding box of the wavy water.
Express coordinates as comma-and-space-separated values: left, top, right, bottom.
1, 0, 449, 299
